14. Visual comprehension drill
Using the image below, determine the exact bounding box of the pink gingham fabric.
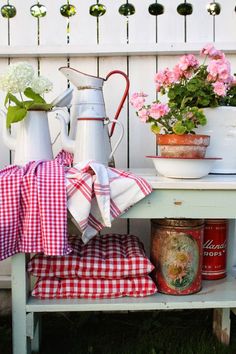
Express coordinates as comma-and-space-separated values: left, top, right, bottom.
66, 161, 152, 243
31, 275, 157, 299
0, 160, 70, 261
27, 234, 154, 279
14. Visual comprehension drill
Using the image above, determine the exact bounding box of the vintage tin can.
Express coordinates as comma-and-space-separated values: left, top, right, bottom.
202, 219, 228, 280
151, 219, 204, 295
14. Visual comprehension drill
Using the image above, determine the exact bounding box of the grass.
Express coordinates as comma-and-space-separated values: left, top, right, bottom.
1, 310, 236, 354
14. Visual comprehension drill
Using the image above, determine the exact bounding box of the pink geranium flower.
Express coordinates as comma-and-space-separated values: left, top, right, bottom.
200, 44, 224, 60
130, 92, 147, 110
178, 54, 199, 71
212, 81, 227, 97
130, 43, 236, 135
138, 108, 150, 122
207, 58, 231, 83
149, 103, 170, 120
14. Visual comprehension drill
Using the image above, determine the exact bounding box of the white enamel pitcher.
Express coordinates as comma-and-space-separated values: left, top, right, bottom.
0, 108, 68, 166
57, 67, 130, 166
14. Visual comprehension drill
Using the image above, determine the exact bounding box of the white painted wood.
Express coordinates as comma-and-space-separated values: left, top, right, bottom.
69, 0, 97, 45
127, 170, 236, 190
39, 0, 67, 45
157, 0, 184, 43
0, 59, 10, 167
12, 254, 31, 354
26, 275, 236, 312
128, 0, 156, 44
215, 0, 236, 42
9, 0, 37, 46
0, 8, 9, 46
186, 0, 214, 43
99, 0, 127, 45
129, 56, 156, 168
213, 308, 231, 345
2, 42, 236, 57
99, 56, 128, 168
39, 57, 68, 156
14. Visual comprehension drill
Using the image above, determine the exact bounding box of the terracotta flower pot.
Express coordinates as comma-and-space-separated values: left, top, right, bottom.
157, 134, 210, 158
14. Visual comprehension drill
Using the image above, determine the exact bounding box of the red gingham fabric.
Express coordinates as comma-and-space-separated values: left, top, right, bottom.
31, 275, 157, 299
27, 234, 154, 279
0, 159, 70, 261
66, 160, 152, 243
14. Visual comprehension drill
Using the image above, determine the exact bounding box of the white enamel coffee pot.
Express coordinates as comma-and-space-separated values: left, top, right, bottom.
57, 67, 129, 166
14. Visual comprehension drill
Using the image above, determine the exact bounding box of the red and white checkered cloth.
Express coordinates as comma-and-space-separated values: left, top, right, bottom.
0, 159, 70, 261
28, 234, 154, 279
31, 275, 157, 299
0, 151, 152, 260
66, 161, 152, 243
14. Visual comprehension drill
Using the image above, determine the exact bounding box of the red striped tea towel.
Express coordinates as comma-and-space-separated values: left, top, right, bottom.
66, 161, 152, 243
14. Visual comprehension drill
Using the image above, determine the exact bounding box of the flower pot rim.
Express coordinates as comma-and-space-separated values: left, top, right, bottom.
156, 133, 210, 146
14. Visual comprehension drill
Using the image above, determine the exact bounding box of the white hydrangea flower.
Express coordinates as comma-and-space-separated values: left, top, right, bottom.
31, 75, 53, 95
0, 62, 34, 93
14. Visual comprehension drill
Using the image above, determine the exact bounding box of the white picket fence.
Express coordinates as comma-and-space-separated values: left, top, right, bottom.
1, 0, 236, 287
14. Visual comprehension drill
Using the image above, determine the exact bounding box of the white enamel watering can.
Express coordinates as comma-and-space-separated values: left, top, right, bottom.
57, 67, 130, 166
0, 107, 69, 166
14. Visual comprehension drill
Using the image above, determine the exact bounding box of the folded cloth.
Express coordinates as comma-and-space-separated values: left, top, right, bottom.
27, 233, 154, 279
0, 159, 70, 261
31, 275, 157, 299
66, 161, 152, 243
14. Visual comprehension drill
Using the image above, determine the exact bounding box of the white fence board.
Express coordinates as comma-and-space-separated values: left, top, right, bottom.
99, 0, 127, 44
187, 0, 214, 43
0, 9, 9, 46
129, 56, 156, 169
215, 0, 236, 42
9, 0, 37, 46
128, 0, 156, 44
157, 0, 184, 43
40, 0, 67, 45
69, 0, 97, 45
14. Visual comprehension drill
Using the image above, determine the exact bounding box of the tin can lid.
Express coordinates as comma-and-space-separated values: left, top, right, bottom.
151, 218, 204, 227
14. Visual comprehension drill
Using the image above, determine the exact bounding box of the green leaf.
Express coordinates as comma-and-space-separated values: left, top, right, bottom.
4, 92, 24, 108
28, 102, 53, 111
151, 124, 161, 134
6, 106, 27, 128
24, 87, 46, 104
172, 122, 187, 135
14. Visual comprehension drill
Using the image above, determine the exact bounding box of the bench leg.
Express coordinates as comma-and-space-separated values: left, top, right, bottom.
31, 314, 42, 353
213, 308, 231, 345
12, 254, 31, 354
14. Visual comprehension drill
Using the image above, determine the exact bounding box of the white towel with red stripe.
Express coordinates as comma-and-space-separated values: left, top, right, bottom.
66, 161, 152, 243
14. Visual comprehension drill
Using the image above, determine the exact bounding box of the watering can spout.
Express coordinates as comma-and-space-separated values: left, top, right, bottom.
59, 67, 104, 89
0, 109, 16, 151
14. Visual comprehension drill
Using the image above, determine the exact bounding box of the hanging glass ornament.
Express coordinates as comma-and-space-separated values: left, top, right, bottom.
119, 3, 135, 16
207, 2, 221, 15
30, 3, 47, 18
90, 3, 106, 17
177, 3, 193, 15
148, 3, 164, 16
60, 3, 76, 17
1, 4, 16, 18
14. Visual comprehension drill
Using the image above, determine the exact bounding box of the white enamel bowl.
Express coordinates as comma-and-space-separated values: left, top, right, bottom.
146, 156, 222, 179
